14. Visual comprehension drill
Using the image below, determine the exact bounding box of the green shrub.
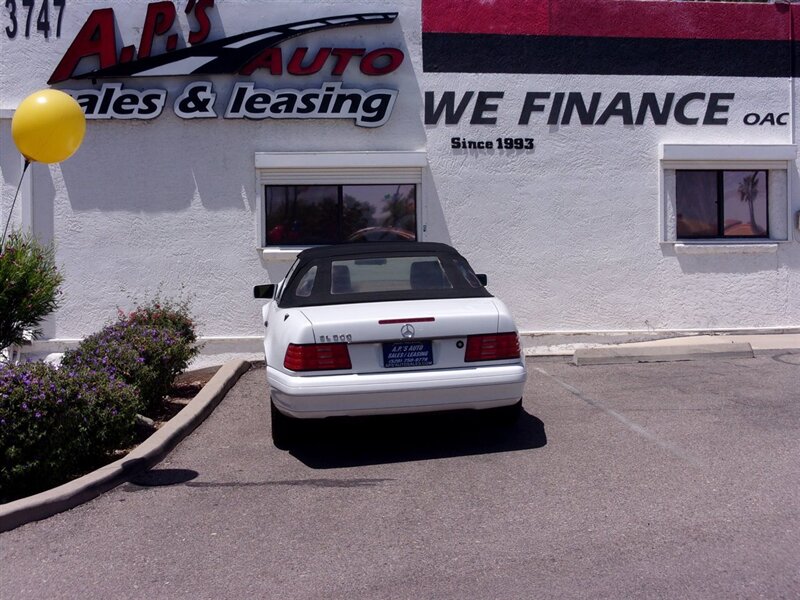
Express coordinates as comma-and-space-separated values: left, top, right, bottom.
122, 296, 197, 347
61, 299, 199, 414
0, 231, 63, 353
0, 362, 138, 502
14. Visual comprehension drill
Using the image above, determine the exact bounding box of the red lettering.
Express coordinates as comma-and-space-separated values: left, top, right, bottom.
139, 1, 177, 60
47, 8, 117, 84
186, 0, 214, 45
240, 47, 404, 77
119, 45, 136, 63
330, 48, 364, 75
287, 48, 332, 76
239, 48, 283, 76
360, 48, 404, 76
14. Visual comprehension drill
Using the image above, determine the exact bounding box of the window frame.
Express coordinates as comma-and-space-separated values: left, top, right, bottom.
659, 144, 796, 252
255, 152, 427, 261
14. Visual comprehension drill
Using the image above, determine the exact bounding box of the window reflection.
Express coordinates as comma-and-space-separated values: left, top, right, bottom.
722, 171, 767, 237
343, 185, 416, 242
266, 184, 416, 246
266, 186, 338, 245
676, 170, 768, 239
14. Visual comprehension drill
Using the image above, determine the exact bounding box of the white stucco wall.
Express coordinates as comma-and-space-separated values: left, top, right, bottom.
1, 0, 799, 353
423, 73, 797, 332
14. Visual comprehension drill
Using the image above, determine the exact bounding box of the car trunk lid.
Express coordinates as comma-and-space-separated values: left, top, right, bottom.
299, 298, 505, 373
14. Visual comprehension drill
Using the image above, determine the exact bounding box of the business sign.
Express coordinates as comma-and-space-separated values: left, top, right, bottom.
46, 2, 403, 126
421, 0, 792, 143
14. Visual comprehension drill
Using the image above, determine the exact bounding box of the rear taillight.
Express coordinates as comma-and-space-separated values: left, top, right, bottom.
284, 343, 352, 371
465, 333, 521, 362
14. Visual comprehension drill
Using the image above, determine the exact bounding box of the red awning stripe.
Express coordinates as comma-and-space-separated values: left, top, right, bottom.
423, 0, 799, 42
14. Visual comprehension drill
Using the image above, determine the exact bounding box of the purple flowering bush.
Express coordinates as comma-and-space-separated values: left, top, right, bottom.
124, 297, 197, 348
1, 296, 198, 501
61, 300, 199, 414
0, 361, 138, 502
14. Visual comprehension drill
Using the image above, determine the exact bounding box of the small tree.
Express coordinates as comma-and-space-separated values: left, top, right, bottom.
0, 231, 63, 355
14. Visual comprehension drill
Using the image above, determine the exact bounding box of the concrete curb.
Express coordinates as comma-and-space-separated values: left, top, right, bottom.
523, 332, 800, 358
0, 359, 251, 533
573, 343, 755, 366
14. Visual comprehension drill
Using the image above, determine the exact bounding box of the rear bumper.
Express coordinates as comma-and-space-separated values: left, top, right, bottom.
267, 363, 527, 418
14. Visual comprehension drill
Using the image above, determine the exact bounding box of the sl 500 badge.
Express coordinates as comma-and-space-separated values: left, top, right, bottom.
319, 334, 352, 343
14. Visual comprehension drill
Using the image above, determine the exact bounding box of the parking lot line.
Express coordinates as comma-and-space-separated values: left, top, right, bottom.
533, 366, 703, 467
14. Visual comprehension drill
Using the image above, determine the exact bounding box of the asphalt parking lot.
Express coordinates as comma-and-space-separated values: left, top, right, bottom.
2, 354, 799, 599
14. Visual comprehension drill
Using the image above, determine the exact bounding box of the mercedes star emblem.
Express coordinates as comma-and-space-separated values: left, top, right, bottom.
401, 324, 415, 338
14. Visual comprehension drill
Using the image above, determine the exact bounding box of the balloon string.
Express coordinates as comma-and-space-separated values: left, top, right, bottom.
1, 159, 31, 254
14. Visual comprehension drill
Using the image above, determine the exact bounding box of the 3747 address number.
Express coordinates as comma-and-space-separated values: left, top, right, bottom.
5, 0, 65, 39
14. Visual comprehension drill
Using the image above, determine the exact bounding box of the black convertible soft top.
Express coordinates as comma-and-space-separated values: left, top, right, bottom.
280, 242, 492, 308
296, 242, 462, 261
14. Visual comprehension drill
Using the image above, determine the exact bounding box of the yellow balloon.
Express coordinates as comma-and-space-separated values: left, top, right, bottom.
11, 89, 86, 164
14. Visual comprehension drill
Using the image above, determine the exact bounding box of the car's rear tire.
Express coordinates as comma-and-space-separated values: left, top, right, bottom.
271, 398, 297, 449
493, 398, 522, 424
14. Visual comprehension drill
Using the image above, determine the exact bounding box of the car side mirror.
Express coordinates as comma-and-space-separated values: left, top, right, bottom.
476, 274, 488, 286
253, 284, 276, 299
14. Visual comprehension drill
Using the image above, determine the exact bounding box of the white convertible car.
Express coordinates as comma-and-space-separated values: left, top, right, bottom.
254, 242, 527, 447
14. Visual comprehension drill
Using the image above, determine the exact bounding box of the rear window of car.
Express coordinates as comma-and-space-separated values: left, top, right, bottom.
281, 251, 491, 307
330, 256, 452, 295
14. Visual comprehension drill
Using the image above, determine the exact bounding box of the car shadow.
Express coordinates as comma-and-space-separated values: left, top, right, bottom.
126, 468, 200, 487
286, 409, 547, 469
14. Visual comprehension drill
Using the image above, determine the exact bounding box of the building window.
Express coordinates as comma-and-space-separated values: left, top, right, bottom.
256, 151, 427, 254
659, 144, 795, 248
676, 170, 768, 239
265, 184, 417, 245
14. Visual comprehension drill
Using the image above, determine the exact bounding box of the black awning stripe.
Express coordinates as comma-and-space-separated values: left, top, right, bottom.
422, 33, 798, 78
